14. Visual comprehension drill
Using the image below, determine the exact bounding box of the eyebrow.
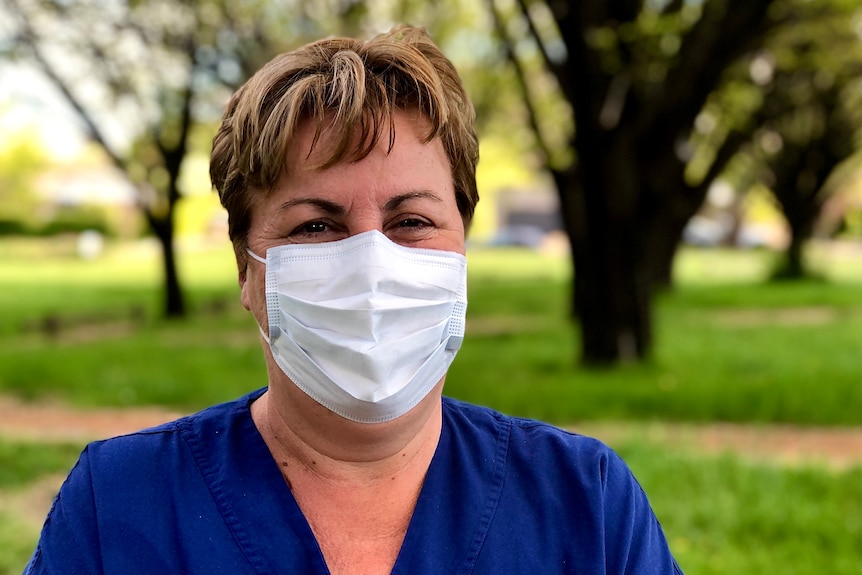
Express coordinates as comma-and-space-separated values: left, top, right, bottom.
275, 197, 345, 215
384, 190, 442, 211
276, 191, 442, 215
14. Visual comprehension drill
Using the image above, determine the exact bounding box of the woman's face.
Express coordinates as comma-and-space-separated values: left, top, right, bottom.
240, 109, 466, 330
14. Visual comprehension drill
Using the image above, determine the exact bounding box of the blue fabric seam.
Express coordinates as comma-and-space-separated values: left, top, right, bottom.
84, 448, 106, 575
177, 415, 267, 574
457, 414, 512, 575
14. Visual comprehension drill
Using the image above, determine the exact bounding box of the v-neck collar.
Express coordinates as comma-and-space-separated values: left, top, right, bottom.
393, 400, 511, 574
183, 391, 510, 574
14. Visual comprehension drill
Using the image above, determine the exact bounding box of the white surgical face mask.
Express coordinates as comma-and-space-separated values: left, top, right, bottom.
247, 230, 467, 424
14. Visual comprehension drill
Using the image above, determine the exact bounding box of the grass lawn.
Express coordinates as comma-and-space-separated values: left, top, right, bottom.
0, 440, 84, 575
620, 444, 862, 575
1, 238, 858, 425
0, 236, 860, 573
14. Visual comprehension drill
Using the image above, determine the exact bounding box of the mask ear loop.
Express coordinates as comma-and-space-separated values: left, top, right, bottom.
246, 248, 267, 265
256, 324, 272, 345
245, 248, 273, 344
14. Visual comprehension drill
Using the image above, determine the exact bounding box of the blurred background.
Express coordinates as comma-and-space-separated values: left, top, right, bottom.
0, 0, 860, 573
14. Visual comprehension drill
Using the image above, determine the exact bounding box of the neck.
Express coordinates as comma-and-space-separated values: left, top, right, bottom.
252, 378, 444, 485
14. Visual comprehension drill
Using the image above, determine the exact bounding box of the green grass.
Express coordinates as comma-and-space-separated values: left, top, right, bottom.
448, 275, 862, 425
0, 440, 83, 489
0, 440, 84, 575
0, 237, 237, 337
0, 239, 860, 424
0, 512, 38, 575
620, 444, 862, 575
451, 249, 862, 425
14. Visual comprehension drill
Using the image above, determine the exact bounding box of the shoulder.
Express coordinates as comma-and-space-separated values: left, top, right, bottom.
441, 397, 639, 498
87, 389, 264, 459
68, 388, 265, 495
27, 390, 268, 574
442, 396, 616, 468
442, 399, 683, 573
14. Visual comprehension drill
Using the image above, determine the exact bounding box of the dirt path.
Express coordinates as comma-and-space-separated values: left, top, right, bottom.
569, 421, 862, 470
1, 396, 859, 469
0, 397, 185, 443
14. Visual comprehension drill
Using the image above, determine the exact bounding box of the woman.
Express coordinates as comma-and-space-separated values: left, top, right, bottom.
26, 26, 683, 574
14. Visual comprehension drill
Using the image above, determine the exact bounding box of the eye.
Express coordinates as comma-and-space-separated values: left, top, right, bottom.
385, 215, 436, 244
288, 219, 346, 242
395, 217, 431, 229
293, 221, 328, 234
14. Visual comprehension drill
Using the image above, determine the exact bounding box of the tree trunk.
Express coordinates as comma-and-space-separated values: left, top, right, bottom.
571, 246, 652, 366
642, 210, 690, 291
559, 149, 653, 365
151, 214, 185, 318
770, 148, 832, 281
778, 232, 805, 279
773, 209, 815, 280
558, 123, 712, 364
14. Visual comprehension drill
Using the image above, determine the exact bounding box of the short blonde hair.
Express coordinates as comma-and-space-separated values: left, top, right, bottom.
210, 26, 479, 261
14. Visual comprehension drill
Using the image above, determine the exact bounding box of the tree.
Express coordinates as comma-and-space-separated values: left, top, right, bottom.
1, 0, 263, 316
751, 79, 861, 280
0, 0, 341, 317
0, 0, 492, 318
724, 2, 862, 278
487, 0, 800, 364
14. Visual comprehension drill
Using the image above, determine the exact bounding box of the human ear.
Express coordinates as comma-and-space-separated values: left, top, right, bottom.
239, 272, 253, 312
237, 256, 251, 311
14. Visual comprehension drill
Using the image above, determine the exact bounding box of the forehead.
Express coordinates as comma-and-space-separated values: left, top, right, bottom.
288, 108, 435, 165
279, 111, 453, 193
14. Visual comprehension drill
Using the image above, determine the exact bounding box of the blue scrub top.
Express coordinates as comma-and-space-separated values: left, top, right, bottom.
25, 389, 683, 574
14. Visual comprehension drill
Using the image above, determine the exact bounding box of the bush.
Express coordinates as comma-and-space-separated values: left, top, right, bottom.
0, 220, 31, 236
37, 205, 112, 237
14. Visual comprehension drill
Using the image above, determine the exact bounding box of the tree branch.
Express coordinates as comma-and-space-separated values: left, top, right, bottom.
487, 0, 555, 167
162, 37, 198, 205
640, 0, 774, 149
514, 0, 562, 81
695, 129, 749, 197
661, 0, 684, 16
5, 0, 126, 174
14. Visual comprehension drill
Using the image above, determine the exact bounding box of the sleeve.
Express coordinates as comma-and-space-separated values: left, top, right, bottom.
600, 448, 683, 575
23, 446, 104, 575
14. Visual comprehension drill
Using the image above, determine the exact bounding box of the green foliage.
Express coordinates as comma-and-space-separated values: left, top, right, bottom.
0, 129, 48, 233
695, 0, 862, 242
36, 205, 112, 237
